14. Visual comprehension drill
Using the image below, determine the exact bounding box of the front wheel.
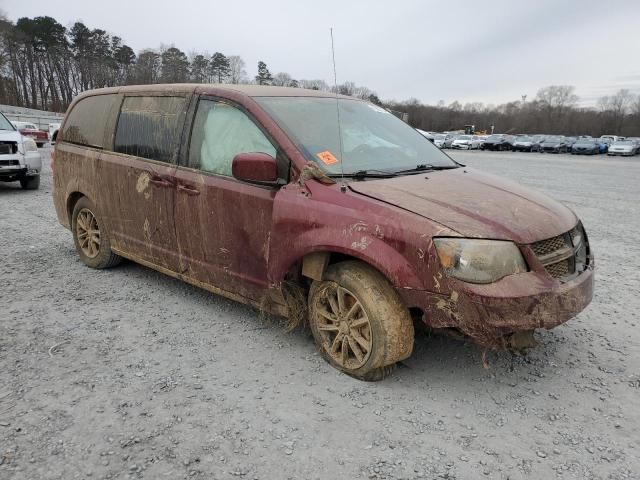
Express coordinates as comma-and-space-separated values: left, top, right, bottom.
308, 261, 414, 381
72, 197, 122, 269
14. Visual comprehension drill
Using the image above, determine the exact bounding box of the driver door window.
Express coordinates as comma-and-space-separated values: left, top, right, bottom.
188, 100, 276, 176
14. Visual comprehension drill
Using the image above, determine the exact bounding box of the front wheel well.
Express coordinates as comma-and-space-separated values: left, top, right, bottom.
300, 251, 374, 283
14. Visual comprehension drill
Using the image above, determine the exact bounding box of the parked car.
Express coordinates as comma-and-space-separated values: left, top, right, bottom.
443, 134, 459, 149
53, 85, 594, 381
512, 136, 541, 152
451, 134, 481, 150
571, 138, 600, 155
0, 113, 42, 189
595, 138, 611, 153
565, 137, 578, 151
481, 134, 512, 151
11, 121, 48, 147
607, 140, 638, 156
540, 136, 569, 153
433, 133, 448, 148
476, 135, 489, 147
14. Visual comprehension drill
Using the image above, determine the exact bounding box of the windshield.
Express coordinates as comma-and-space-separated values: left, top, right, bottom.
0, 113, 15, 131
435, 134, 446, 140
545, 136, 563, 142
487, 135, 503, 141
517, 136, 532, 142
577, 139, 596, 144
456, 135, 471, 140
256, 97, 457, 174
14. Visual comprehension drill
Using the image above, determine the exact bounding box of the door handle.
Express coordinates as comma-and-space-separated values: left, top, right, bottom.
150, 177, 174, 188
177, 183, 200, 196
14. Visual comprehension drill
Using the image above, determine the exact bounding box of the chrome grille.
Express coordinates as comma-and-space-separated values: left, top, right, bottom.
545, 259, 570, 278
531, 234, 568, 257
530, 230, 577, 280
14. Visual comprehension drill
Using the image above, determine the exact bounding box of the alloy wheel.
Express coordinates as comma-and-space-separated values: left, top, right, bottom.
76, 208, 101, 258
314, 283, 372, 370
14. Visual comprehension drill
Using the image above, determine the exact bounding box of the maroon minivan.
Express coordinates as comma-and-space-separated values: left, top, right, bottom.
53, 85, 593, 380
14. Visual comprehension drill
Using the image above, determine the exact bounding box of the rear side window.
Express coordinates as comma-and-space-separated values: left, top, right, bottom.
114, 96, 186, 163
61, 94, 118, 148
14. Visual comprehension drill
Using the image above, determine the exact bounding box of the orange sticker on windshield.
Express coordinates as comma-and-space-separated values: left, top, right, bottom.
317, 150, 339, 165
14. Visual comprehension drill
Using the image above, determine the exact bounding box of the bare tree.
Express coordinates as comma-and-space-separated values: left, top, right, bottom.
272, 72, 293, 86
598, 89, 634, 133
227, 55, 246, 84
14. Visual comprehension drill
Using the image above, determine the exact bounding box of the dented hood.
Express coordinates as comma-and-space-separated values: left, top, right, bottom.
348, 168, 577, 244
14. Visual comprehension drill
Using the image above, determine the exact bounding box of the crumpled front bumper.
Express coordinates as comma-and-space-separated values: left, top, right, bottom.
398, 266, 594, 346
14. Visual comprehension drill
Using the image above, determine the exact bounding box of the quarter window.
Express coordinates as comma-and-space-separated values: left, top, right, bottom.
61, 94, 118, 148
189, 100, 276, 176
115, 96, 186, 163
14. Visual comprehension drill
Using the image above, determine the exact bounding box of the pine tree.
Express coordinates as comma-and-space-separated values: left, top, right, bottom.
190, 54, 209, 83
209, 52, 230, 83
255, 61, 273, 85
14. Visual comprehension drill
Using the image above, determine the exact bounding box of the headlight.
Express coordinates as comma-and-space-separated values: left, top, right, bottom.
23, 137, 38, 152
571, 223, 588, 270
434, 238, 527, 284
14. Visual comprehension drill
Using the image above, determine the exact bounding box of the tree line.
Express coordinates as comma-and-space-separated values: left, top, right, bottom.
389, 85, 640, 137
0, 14, 381, 112
0, 14, 638, 136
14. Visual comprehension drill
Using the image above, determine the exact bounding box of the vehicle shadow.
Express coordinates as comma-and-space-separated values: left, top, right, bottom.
397, 324, 572, 386
0, 182, 26, 194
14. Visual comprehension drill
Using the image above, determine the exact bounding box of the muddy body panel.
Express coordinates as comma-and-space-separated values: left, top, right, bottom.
172, 167, 277, 301
52, 84, 594, 353
399, 264, 594, 346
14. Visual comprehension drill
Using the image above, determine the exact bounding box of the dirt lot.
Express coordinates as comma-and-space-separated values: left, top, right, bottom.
1, 148, 639, 480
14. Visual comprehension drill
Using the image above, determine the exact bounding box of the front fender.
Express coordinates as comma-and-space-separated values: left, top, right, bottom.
269, 224, 427, 290
267, 182, 451, 291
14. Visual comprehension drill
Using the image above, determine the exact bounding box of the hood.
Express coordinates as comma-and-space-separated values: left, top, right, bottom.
515, 141, 532, 146
348, 168, 577, 244
0, 130, 22, 142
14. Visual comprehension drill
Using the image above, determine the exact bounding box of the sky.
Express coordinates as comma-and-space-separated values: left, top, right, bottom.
3, 0, 640, 107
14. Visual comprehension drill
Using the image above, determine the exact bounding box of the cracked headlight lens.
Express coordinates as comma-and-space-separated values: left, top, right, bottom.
434, 238, 527, 284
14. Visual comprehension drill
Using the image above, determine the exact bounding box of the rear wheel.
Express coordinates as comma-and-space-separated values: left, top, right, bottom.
72, 197, 122, 269
20, 175, 40, 190
308, 261, 414, 381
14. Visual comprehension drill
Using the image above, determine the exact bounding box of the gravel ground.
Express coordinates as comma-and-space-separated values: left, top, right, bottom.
1, 147, 639, 480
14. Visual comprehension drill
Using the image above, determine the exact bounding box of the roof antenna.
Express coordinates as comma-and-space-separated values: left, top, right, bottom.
330, 28, 347, 192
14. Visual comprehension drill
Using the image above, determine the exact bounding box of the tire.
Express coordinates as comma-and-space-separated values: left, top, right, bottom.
71, 196, 122, 269
20, 175, 40, 190
308, 261, 414, 381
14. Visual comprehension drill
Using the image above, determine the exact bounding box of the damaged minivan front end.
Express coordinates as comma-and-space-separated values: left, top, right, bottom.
346, 168, 594, 348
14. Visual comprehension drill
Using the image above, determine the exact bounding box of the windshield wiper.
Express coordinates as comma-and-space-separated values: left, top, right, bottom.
328, 169, 399, 179
393, 164, 459, 174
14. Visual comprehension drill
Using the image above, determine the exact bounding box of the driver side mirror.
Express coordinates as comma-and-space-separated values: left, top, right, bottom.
232, 152, 283, 186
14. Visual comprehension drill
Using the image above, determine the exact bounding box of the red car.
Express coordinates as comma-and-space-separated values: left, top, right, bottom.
52, 85, 594, 381
12, 121, 48, 147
